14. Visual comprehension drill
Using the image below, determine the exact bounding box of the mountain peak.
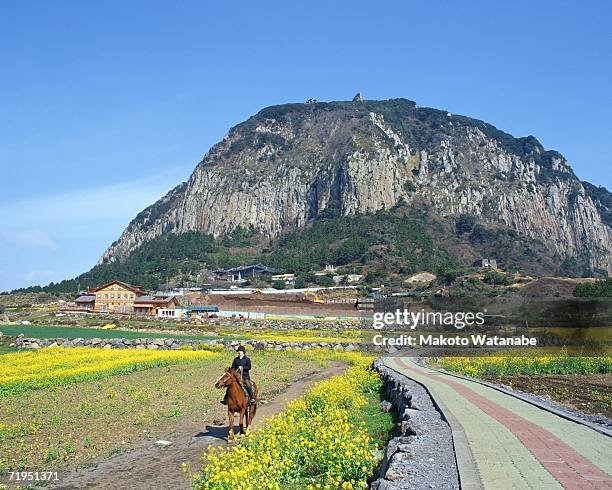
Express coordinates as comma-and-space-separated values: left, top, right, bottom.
98, 98, 611, 275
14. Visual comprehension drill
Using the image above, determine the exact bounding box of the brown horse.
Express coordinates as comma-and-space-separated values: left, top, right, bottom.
214, 367, 258, 441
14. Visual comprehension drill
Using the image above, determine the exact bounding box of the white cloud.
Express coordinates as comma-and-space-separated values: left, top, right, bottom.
23, 269, 55, 282
0, 168, 187, 228
0, 228, 56, 248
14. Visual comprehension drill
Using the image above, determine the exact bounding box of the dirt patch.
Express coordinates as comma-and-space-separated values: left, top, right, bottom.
485, 373, 612, 419
517, 277, 594, 299
49, 363, 347, 490
207, 293, 363, 317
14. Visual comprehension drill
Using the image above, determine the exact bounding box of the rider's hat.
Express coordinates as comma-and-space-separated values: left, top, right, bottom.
236, 345, 246, 353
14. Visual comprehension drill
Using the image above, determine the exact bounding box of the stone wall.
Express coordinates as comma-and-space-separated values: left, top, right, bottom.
13, 336, 370, 352
35, 314, 368, 330
371, 359, 459, 489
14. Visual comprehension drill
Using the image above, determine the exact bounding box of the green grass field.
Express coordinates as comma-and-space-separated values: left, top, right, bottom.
0, 324, 239, 341
0, 343, 17, 355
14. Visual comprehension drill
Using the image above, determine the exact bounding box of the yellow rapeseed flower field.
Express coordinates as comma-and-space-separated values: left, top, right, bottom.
0, 347, 221, 395
194, 357, 382, 489
436, 353, 611, 377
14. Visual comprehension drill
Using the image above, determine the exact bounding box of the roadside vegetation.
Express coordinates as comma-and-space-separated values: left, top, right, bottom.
0, 322, 364, 345
435, 354, 611, 377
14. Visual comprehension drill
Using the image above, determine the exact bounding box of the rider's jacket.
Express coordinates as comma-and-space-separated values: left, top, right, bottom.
231, 355, 252, 380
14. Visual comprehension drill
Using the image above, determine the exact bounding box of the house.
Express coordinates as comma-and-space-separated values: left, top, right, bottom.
332, 274, 364, 285
184, 305, 219, 319
74, 294, 96, 311
473, 259, 498, 269
271, 273, 296, 286
157, 305, 219, 320
215, 263, 277, 282
89, 280, 147, 314
133, 295, 179, 316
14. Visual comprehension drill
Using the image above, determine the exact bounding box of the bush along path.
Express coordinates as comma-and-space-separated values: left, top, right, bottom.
384, 357, 612, 489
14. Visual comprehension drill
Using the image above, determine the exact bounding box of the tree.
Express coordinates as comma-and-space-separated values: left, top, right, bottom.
455, 214, 477, 235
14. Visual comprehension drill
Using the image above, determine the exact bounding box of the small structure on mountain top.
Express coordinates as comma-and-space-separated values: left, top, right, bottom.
353, 92, 364, 101
473, 258, 498, 269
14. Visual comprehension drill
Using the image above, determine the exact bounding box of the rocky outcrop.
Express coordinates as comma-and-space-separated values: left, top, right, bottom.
99, 99, 611, 273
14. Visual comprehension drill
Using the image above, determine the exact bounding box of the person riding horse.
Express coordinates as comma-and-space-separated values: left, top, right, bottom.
221, 345, 255, 405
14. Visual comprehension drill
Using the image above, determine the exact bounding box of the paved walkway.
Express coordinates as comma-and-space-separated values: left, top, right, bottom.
384, 357, 612, 490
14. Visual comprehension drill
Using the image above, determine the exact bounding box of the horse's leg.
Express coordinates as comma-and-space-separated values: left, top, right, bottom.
227, 409, 234, 442
239, 406, 246, 434
248, 401, 257, 426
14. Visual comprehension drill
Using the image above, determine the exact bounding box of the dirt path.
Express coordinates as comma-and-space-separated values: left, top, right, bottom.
51, 363, 347, 490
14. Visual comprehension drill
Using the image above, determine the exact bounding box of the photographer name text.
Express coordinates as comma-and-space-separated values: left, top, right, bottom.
373, 334, 537, 347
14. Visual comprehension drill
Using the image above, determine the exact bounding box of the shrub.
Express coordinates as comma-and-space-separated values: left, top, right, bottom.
483, 270, 514, 286
403, 180, 416, 193
313, 275, 334, 287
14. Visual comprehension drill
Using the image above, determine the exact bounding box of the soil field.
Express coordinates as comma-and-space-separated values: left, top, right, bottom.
209, 293, 365, 317
484, 373, 612, 418
52, 363, 348, 490
0, 350, 325, 488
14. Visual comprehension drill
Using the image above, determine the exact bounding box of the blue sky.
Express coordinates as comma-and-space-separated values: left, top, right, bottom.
1, 1, 611, 292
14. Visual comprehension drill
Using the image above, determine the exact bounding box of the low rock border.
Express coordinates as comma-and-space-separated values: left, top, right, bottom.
12, 336, 370, 352
371, 359, 460, 489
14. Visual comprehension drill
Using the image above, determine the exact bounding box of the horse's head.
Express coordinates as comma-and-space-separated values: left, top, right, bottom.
214, 367, 241, 389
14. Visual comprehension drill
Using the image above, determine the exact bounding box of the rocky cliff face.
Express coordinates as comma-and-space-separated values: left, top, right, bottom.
100, 99, 611, 273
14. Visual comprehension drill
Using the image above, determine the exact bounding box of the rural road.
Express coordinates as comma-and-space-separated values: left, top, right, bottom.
384, 357, 612, 490
51, 363, 347, 490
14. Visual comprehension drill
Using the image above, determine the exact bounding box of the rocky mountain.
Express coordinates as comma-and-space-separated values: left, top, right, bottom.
100, 98, 611, 275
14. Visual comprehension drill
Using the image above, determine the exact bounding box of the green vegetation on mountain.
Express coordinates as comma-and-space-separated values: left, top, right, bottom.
11, 200, 589, 295
573, 278, 612, 297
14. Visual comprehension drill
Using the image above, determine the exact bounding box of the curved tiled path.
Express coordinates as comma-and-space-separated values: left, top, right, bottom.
384, 357, 612, 490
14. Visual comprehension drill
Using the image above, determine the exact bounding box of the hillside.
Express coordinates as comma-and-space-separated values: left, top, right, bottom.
25, 202, 596, 294
15, 97, 612, 293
